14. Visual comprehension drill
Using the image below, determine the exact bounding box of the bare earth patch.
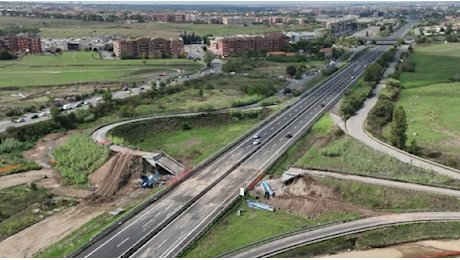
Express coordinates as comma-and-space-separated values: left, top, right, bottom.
0, 170, 47, 190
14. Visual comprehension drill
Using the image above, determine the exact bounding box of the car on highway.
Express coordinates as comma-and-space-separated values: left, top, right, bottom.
286, 133, 293, 138
30, 114, 39, 119
253, 134, 260, 139
321, 104, 325, 108
253, 139, 261, 145
351, 76, 355, 79
14, 117, 26, 123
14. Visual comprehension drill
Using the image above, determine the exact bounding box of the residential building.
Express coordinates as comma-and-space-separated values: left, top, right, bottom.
113, 37, 184, 59
320, 47, 333, 58
222, 16, 257, 25
0, 33, 41, 54
151, 13, 185, 23
209, 33, 289, 57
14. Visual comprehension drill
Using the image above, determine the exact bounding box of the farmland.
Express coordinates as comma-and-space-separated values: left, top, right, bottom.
0, 16, 320, 39
0, 52, 203, 88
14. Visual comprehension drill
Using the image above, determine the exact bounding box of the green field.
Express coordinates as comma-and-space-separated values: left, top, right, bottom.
400, 43, 460, 87
382, 82, 460, 155
0, 16, 320, 38
108, 110, 271, 167
0, 52, 203, 87
135, 75, 286, 114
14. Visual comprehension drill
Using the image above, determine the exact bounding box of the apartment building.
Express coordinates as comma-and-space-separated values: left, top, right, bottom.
151, 13, 185, 23
285, 31, 321, 43
113, 37, 184, 59
209, 33, 289, 57
0, 33, 41, 54
222, 16, 257, 25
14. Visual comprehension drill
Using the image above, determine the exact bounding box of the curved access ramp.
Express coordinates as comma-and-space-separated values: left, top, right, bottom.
224, 212, 460, 258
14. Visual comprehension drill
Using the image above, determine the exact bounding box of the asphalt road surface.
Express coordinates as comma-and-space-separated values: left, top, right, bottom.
77, 44, 390, 258
228, 212, 460, 258
132, 46, 392, 258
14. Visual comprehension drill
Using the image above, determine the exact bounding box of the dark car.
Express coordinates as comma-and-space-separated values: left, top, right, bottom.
140, 87, 145, 90
122, 86, 129, 91
320, 104, 325, 108
31, 114, 39, 119
286, 134, 293, 138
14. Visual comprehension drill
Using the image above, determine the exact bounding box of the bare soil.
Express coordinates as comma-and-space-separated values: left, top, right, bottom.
253, 177, 379, 218
0, 169, 47, 190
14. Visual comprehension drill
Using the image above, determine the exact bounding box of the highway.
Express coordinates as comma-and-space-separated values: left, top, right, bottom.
76, 43, 391, 258
226, 212, 460, 258
132, 46, 391, 258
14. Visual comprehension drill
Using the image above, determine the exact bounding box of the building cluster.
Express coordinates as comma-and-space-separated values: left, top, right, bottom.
285, 31, 321, 43
113, 38, 184, 59
209, 33, 289, 57
0, 33, 41, 54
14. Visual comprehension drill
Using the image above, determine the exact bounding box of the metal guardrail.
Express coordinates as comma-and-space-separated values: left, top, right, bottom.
67, 88, 295, 258
216, 216, 365, 258
299, 167, 460, 192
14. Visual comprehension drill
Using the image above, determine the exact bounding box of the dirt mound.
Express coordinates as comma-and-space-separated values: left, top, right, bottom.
87, 153, 134, 204
254, 176, 378, 218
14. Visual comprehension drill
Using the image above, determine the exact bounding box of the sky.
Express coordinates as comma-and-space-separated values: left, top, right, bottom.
13, 0, 414, 5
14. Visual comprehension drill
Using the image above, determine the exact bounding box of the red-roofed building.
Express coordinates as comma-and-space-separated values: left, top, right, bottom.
320, 47, 333, 58
209, 33, 289, 57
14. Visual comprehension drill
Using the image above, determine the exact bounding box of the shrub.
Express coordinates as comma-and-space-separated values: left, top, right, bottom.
334, 128, 344, 137
446, 158, 458, 168
258, 97, 280, 107
0, 138, 32, 153
230, 95, 265, 107
229, 110, 261, 120
182, 123, 192, 130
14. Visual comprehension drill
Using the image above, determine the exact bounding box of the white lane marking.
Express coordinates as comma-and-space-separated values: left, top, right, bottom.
117, 237, 130, 248
156, 239, 168, 250
270, 127, 274, 130
92, 48, 380, 257
142, 219, 154, 228
294, 125, 297, 129
300, 120, 303, 124
263, 151, 268, 156
254, 158, 259, 163
272, 143, 276, 148
263, 132, 267, 136
246, 145, 251, 149
179, 220, 189, 229
277, 122, 281, 125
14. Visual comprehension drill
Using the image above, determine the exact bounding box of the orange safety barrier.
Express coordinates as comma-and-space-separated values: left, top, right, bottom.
248, 172, 265, 190
167, 168, 192, 186
97, 140, 112, 145
417, 251, 460, 258
0, 164, 21, 173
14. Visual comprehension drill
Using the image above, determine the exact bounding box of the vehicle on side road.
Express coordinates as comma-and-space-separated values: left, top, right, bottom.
14, 117, 26, 123
30, 114, 39, 119
39, 112, 48, 117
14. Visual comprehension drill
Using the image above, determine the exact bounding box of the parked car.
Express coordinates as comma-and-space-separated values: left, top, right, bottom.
31, 114, 39, 119
14, 118, 26, 123
122, 86, 129, 91
140, 87, 145, 90
96, 97, 102, 101
39, 112, 48, 117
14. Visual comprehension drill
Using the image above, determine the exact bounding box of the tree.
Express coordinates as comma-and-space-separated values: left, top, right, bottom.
203, 51, 215, 67
198, 88, 203, 97
131, 81, 137, 88
141, 52, 147, 60
390, 105, 408, 149
0, 51, 14, 60
202, 46, 207, 51
149, 51, 155, 59
286, 65, 296, 77
364, 63, 383, 82
258, 47, 269, 57
409, 139, 420, 155
365, 31, 369, 37
55, 48, 62, 53
50, 106, 60, 121
102, 91, 113, 102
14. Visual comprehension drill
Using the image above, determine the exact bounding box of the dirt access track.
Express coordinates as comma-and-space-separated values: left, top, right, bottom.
0, 131, 155, 258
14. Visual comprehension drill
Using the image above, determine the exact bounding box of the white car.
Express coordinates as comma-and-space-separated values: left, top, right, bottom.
351, 76, 355, 79
253, 140, 261, 145
230, 72, 236, 75
253, 134, 260, 139
14, 118, 26, 123
39, 112, 48, 117
96, 97, 102, 101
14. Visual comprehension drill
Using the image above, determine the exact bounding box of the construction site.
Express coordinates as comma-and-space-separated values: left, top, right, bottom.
0, 131, 183, 258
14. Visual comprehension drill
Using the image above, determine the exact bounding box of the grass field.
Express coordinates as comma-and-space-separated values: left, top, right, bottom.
296, 135, 457, 186
276, 222, 460, 258
0, 16, 320, 38
135, 75, 286, 114
381, 82, 460, 156
108, 110, 272, 167
249, 61, 323, 76
0, 52, 203, 87
399, 43, 460, 88
182, 196, 357, 258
